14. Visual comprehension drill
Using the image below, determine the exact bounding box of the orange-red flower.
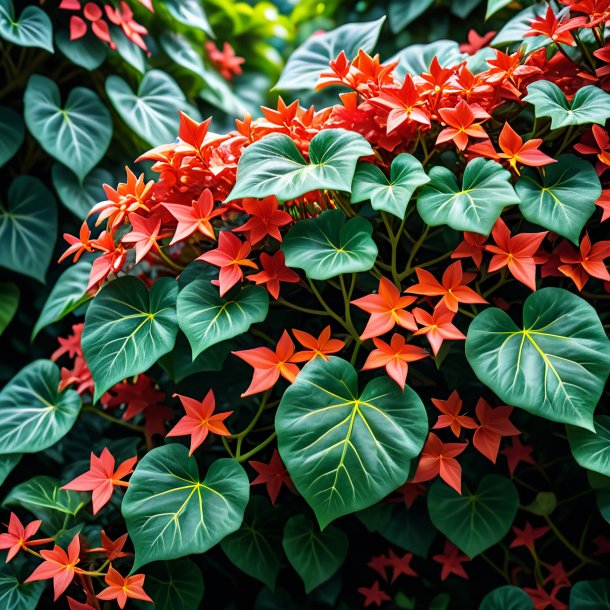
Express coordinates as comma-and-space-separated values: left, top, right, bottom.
163, 189, 223, 244
121, 213, 162, 263
451, 232, 487, 269
290, 325, 345, 363
431, 390, 477, 438
413, 303, 465, 356
205, 41, 245, 80
96, 566, 152, 609
436, 100, 489, 151
473, 398, 520, 463
557, 233, 610, 290
249, 449, 294, 505
0, 513, 52, 562
247, 251, 300, 299
412, 432, 467, 494
233, 197, 292, 244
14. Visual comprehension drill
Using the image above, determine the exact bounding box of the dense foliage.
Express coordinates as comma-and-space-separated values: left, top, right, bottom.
1, 1, 610, 609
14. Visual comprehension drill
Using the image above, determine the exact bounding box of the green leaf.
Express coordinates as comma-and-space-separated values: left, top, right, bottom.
0, 176, 57, 282
480, 586, 534, 610
515, 155, 600, 244
0, 454, 21, 487
417, 158, 519, 235
106, 70, 192, 147
55, 30, 107, 71
160, 32, 206, 77
32, 260, 92, 340
568, 415, 610, 477
466, 288, 610, 431
570, 579, 610, 609
112, 26, 146, 74
282, 210, 378, 280
0, 360, 81, 454
221, 496, 284, 591
491, 5, 548, 52
0, 106, 24, 167
198, 70, 249, 118
0, 560, 45, 610
228, 129, 374, 202
282, 514, 348, 593
163, 0, 212, 36
122, 444, 249, 569
141, 559, 204, 610
428, 474, 519, 558
524, 81, 610, 130
276, 357, 428, 528
51, 164, 113, 219
391, 41, 465, 78
82, 276, 179, 402
0, 0, 52, 51
177, 282, 269, 359
24, 75, 112, 181
351, 153, 430, 218
0, 282, 19, 335
589, 472, 610, 525
275, 18, 384, 91
485, 0, 513, 20
388, 0, 433, 33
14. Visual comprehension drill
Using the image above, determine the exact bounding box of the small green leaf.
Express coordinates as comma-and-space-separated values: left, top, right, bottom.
82, 276, 179, 402
569, 579, 610, 609
466, 288, 610, 431
516, 155, 600, 244
0, 176, 57, 282
391, 41, 465, 78
589, 472, 610, 525
0, 454, 21, 487
122, 444, 249, 569
221, 496, 284, 591
480, 586, 534, 610
0, 282, 19, 335
282, 209, 378, 280
0, 107, 24, 167
0, 560, 45, 610
24, 75, 112, 181
428, 475, 519, 557
524, 81, 610, 129
141, 559, 205, 610
417, 158, 519, 235
485, 0, 513, 20
177, 282, 269, 359
351, 154, 430, 218
228, 129, 374, 202
568, 415, 610, 477
55, 30, 107, 71
163, 0, 212, 36
0, 360, 81, 455
276, 357, 427, 528
523, 492, 556, 516
32, 259, 92, 340
282, 514, 348, 593
52, 164, 113, 219
0, 0, 53, 51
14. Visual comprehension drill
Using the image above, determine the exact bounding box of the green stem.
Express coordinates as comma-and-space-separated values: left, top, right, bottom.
81, 406, 145, 433
236, 432, 277, 462
399, 225, 430, 280
543, 515, 599, 566
275, 297, 328, 316
155, 246, 184, 272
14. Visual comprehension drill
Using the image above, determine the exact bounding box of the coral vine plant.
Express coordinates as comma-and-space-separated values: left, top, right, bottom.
2, 2, 610, 609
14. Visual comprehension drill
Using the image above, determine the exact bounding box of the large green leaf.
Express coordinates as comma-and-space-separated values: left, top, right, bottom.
0, 107, 24, 167
0, 0, 52, 51
568, 415, 610, 477
515, 155, 600, 244
82, 276, 179, 402
0, 454, 21, 487
276, 357, 428, 528
228, 129, 374, 202
163, 0, 212, 36
51, 164, 113, 219
570, 579, 610, 609
0, 360, 81, 455
0, 282, 19, 335
0, 560, 45, 610
160, 32, 206, 77
589, 472, 610, 525
122, 444, 249, 569
177, 282, 269, 359
275, 18, 384, 91
55, 30, 107, 71
485, 0, 513, 19
480, 586, 534, 610
32, 260, 92, 340
281, 210, 378, 280
524, 81, 610, 130
388, 0, 434, 33
0, 176, 57, 282
282, 514, 348, 593
106, 70, 192, 147
466, 288, 610, 431
391, 41, 465, 78
112, 26, 146, 73
491, 5, 548, 52
427, 475, 519, 558
221, 496, 284, 591
351, 153, 430, 219
24, 75, 111, 181
417, 158, 519, 235
141, 559, 204, 610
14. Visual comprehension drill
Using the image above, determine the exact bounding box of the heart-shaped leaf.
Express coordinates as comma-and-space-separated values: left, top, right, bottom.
276, 357, 428, 528
228, 129, 374, 202
282, 209, 378, 280
51, 164, 113, 218
0, 107, 24, 167
428, 474, 519, 557
275, 18, 384, 91
516, 155, 600, 244
417, 158, 519, 235
388, 0, 434, 33
32, 259, 92, 340
0, 561, 45, 610
570, 579, 610, 609
160, 32, 206, 77
0, 360, 81, 455
141, 559, 205, 610
163, 0, 212, 35
480, 586, 534, 610
524, 81, 610, 130
221, 496, 285, 591
466, 288, 610, 431
82, 276, 179, 402
122, 444, 249, 569
177, 282, 269, 359
106, 70, 193, 146
568, 415, 610, 478
0, 176, 57, 282
282, 514, 348, 593
0, 0, 52, 51
351, 153, 430, 218
24, 76, 112, 181
55, 30, 107, 71
0, 282, 19, 335
112, 26, 146, 73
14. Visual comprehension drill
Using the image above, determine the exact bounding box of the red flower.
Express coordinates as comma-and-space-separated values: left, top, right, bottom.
60, 1, 114, 48
459, 29, 496, 55
525, 6, 586, 46
387, 549, 417, 582
233, 197, 292, 245
0, 513, 52, 562
58, 223, 93, 264
290, 325, 345, 363
473, 398, 520, 463
105, 2, 149, 53
574, 125, 610, 176
247, 251, 300, 300
412, 432, 467, 494
205, 41, 245, 80
511, 522, 551, 552
163, 189, 223, 244
87, 531, 129, 562
96, 566, 152, 609
436, 100, 489, 151
501, 437, 536, 476
121, 213, 162, 263
412, 302, 465, 356
451, 232, 487, 269
431, 390, 477, 437
432, 541, 469, 581
249, 449, 294, 504
357, 580, 391, 607
557, 234, 610, 291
